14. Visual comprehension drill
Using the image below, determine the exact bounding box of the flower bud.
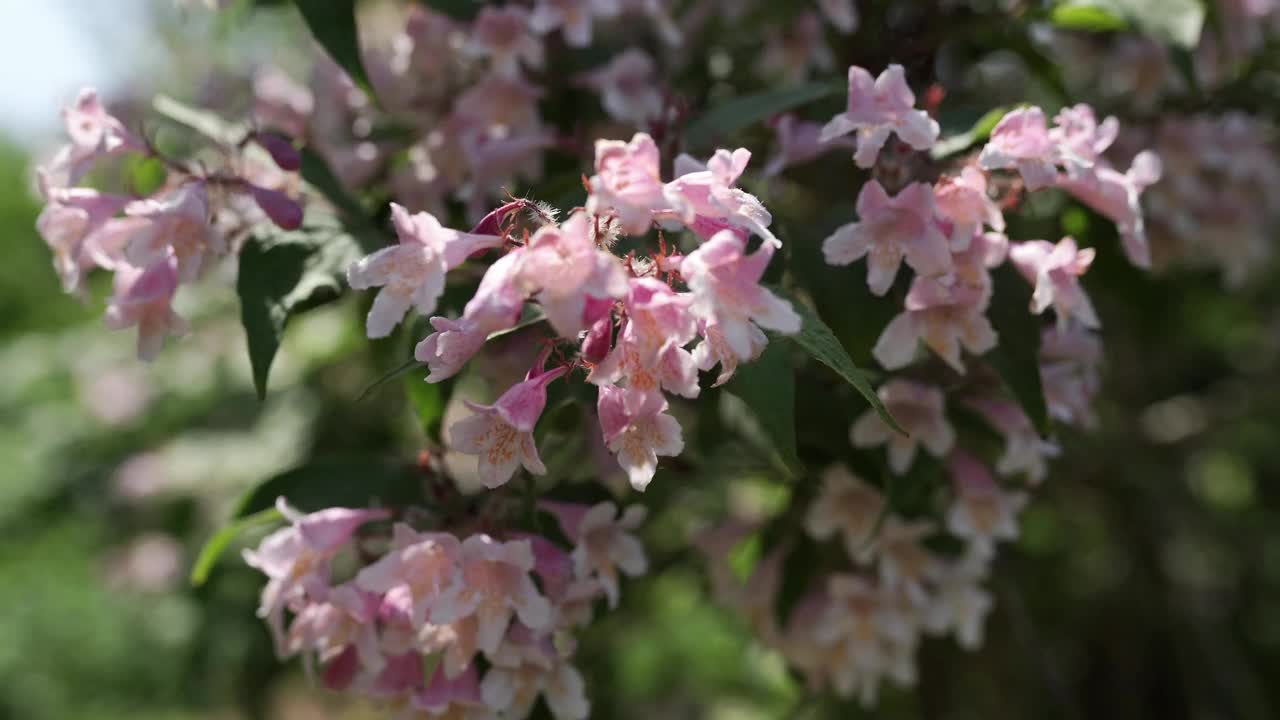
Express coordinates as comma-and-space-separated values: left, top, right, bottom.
249, 184, 304, 230
254, 131, 302, 172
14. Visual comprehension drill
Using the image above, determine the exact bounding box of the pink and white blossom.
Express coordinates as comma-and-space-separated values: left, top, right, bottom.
355, 524, 461, 626
819, 64, 940, 168
805, 465, 887, 559
979, 107, 1061, 191
35, 187, 133, 293
851, 380, 955, 475
516, 211, 629, 337
1009, 236, 1100, 328
590, 278, 699, 405
873, 274, 997, 372
468, 6, 543, 77
933, 166, 1005, 251
529, 0, 621, 47
587, 132, 682, 235
822, 181, 952, 295
416, 250, 528, 382
542, 501, 648, 607
945, 452, 1029, 556
348, 204, 504, 338
763, 113, 856, 178
578, 49, 664, 127
665, 148, 778, 247
103, 254, 189, 361
682, 230, 801, 360
449, 360, 568, 488
431, 535, 553, 654
597, 384, 684, 491
123, 182, 220, 284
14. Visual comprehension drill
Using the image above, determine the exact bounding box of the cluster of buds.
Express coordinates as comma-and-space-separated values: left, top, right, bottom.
35, 90, 306, 360
244, 497, 647, 719
695, 63, 1160, 704
350, 130, 800, 491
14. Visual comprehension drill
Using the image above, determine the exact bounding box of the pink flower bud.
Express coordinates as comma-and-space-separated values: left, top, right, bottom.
254, 131, 302, 172
249, 184, 304, 230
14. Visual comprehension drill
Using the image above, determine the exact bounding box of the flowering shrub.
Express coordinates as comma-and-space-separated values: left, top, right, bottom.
26, 0, 1280, 716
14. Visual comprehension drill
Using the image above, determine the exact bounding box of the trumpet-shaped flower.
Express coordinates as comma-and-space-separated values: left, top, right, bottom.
682, 230, 800, 360
430, 535, 552, 654
822, 181, 951, 295
873, 274, 997, 372
851, 380, 955, 475
449, 360, 568, 488
805, 465, 887, 559
1009, 236, 1099, 328
597, 384, 684, 491
933, 167, 1005, 251
979, 107, 1060, 191
945, 452, 1029, 557
348, 204, 503, 338
516, 211, 629, 337
665, 147, 778, 246
819, 64, 940, 168
123, 182, 220, 284
104, 254, 189, 361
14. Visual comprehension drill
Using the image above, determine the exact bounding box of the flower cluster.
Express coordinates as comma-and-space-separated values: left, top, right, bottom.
351, 131, 799, 492
692, 63, 1160, 704
244, 497, 647, 719
35, 89, 305, 360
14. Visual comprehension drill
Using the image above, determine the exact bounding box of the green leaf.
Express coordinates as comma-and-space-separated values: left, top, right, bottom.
986, 264, 1052, 436
237, 213, 363, 399
683, 80, 842, 150
233, 456, 422, 517
292, 0, 378, 101
768, 285, 905, 435
931, 106, 1008, 160
725, 341, 802, 477
189, 507, 282, 586
1054, 0, 1205, 48
1049, 4, 1130, 33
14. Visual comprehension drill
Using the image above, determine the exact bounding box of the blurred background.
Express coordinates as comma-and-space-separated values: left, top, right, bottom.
3, 1, 1280, 719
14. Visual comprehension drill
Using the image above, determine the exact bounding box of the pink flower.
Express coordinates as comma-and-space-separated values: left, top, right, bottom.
481, 633, 590, 720
1009, 237, 1099, 328
515, 211, 629, 337
1039, 325, 1102, 427
104, 254, 188, 361
355, 524, 461, 626
873, 274, 997, 372
413, 663, 491, 717
348, 203, 504, 338
578, 49, 664, 127
945, 452, 1029, 557
691, 319, 767, 386
541, 501, 647, 608
817, 0, 859, 32
978, 107, 1060, 191
822, 181, 952, 295
851, 380, 955, 474
416, 249, 527, 382
804, 465, 887, 559
430, 535, 553, 654
811, 573, 918, 704
933, 167, 1005, 251
1049, 104, 1119, 172
45, 88, 144, 187
597, 384, 684, 491
587, 133, 681, 235
450, 359, 568, 488
530, 0, 621, 47
923, 554, 992, 651
35, 187, 133, 293
666, 147, 779, 247
242, 498, 389, 655
865, 517, 940, 604
763, 113, 856, 178
963, 396, 1060, 484
123, 182, 220, 284
819, 64, 940, 168
1057, 151, 1162, 268
682, 230, 800, 360
468, 5, 543, 77
589, 278, 699, 405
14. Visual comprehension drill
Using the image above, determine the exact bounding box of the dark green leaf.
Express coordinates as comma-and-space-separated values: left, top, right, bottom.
768, 285, 904, 435
234, 456, 422, 517
189, 507, 282, 586
986, 264, 1052, 436
683, 80, 842, 150
773, 533, 820, 628
292, 0, 377, 101
237, 213, 363, 399
725, 341, 802, 477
